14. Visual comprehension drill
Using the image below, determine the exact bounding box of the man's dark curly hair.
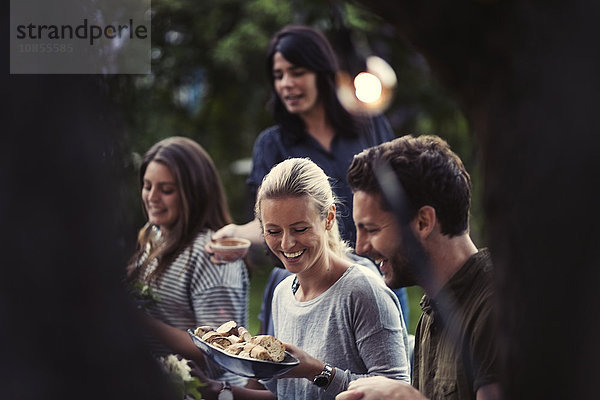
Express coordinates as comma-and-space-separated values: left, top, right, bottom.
347, 135, 472, 237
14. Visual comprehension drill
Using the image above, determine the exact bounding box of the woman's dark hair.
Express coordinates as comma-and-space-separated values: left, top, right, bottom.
266, 25, 363, 138
128, 136, 232, 282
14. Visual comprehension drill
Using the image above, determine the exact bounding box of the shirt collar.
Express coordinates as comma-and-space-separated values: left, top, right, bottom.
419, 248, 491, 317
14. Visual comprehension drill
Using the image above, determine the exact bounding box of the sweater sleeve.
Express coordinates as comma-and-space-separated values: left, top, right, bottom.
324, 327, 410, 398
323, 270, 411, 398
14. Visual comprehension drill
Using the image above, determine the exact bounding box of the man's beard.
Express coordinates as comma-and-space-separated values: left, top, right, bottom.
385, 242, 423, 289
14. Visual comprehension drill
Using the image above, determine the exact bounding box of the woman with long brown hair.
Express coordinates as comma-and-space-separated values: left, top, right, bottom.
127, 136, 249, 387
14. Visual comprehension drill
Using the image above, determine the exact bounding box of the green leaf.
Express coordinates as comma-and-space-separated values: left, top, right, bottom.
185, 378, 207, 400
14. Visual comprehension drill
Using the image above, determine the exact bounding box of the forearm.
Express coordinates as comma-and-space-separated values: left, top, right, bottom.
213, 218, 263, 246
234, 218, 263, 245
139, 312, 205, 362
336, 376, 427, 400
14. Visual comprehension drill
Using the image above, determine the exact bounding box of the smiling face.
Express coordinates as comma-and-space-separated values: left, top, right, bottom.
353, 190, 417, 289
260, 195, 332, 277
272, 52, 321, 118
142, 161, 181, 234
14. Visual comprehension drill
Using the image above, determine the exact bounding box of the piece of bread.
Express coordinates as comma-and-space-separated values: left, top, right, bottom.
251, 335, 285, 362
227, 334, 242, 345
237, 342, 257, 358
242, 342, 257, 352
237, 342, 254, 359
216, 320, 238, 336
201, 331, 219, 341
237, 326, 252, 342
196, 321, 286, 363
238, 350, 252, 358
194, 325, 214, 337
212, 336, 233, 349
201, 331, 232, 349
250, 344, 273, 361
224, 342, 246, 355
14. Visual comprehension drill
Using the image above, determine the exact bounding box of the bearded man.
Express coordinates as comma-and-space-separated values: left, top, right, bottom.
338, 135, 501, 400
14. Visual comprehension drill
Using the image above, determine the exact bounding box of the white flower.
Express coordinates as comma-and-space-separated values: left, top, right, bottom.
158, 354, 193, 382
157, 354, 205, 399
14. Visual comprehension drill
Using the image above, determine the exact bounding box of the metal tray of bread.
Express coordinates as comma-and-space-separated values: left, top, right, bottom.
187, 329, 299, 379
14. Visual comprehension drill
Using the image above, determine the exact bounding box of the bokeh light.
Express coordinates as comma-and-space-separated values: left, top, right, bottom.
354, 72, 382, 103
336, 56, 397, 115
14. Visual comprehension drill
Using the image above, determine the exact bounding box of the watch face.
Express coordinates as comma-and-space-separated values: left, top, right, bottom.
313, 363, 333, 387
313, 375, 329, 387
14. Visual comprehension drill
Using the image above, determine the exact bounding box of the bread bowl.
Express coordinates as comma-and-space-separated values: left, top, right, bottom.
194, 320, 286, 363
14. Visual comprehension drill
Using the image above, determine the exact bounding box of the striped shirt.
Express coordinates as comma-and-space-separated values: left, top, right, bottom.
140, 229, 249, 386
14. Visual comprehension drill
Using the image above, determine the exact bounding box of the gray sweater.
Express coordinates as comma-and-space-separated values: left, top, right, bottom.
265, 264, 410, 399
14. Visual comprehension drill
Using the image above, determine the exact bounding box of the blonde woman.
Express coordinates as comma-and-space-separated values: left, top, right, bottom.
255, 158, 410, 399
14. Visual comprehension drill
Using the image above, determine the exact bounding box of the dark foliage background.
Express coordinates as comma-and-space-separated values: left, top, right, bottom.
106, 0, 481, 258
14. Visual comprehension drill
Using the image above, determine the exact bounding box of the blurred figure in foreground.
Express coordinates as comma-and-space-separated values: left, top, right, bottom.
2, 73, 172, 400
338, 135, 501, 400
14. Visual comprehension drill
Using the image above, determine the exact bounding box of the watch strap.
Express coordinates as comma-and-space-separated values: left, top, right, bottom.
217, 381, 233, 400
312, 363, 333, 387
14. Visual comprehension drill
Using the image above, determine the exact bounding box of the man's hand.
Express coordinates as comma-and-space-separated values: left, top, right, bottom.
336, 376, 427, 400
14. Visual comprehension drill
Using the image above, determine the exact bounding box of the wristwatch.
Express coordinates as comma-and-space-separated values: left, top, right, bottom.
217, 381, 233, 400
312, 363, 333, 388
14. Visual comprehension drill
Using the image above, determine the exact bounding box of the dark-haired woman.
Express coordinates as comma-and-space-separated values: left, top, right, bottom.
127, 136, 249, 387
212, 25, 409, 333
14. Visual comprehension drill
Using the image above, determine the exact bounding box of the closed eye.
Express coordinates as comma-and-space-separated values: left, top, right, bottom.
358, 225, 380, 234
291, 69, 307, 77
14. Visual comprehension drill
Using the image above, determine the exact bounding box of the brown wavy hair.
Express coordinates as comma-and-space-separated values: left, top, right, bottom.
127, 136, 232, 282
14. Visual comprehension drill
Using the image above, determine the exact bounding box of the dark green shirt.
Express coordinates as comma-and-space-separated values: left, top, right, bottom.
412, 249, 498, 400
